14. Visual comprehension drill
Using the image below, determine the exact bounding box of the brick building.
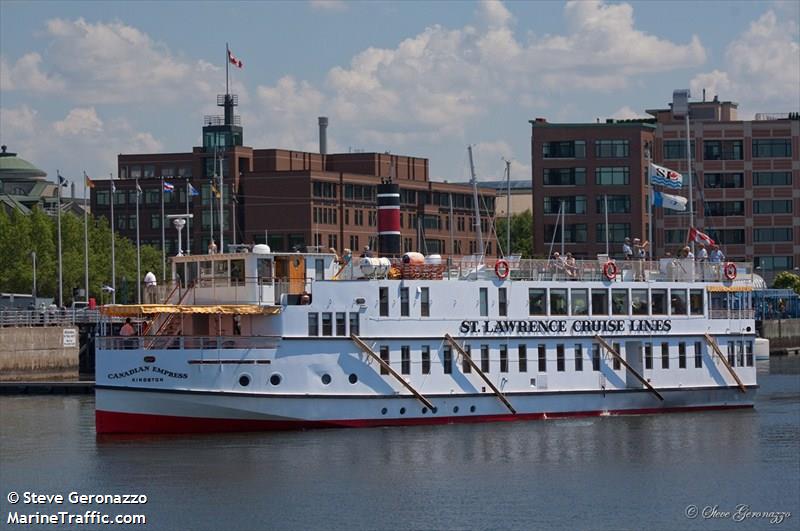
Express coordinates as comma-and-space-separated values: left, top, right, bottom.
529, 98, 799, 282
90, 93, 497, 265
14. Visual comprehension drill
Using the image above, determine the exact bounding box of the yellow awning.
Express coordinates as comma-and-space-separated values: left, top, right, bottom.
707, 285, 753, 293
101, 304, 282, 316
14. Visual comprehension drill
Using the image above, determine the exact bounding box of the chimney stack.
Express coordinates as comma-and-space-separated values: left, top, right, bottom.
318, 116, 328, 155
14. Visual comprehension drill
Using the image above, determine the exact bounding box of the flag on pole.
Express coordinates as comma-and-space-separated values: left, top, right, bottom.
58, 174, 68, 187
111, 179, 116, 193
649, 162, 683, 189
652, 190, 688, 211
136, 182, 142, 195
188, 183, 200, 196
228, 48, 243, 68
163, 182, 175, 192
84, 173, 95, 188
688, 227, 715, 246
210, 181, 221, 199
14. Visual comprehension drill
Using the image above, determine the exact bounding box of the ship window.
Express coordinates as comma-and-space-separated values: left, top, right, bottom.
400, 287, 410, 317
592, 344, 600, 371
321, 374, 332, 385
556, 344, 565, 371
612, 343, 621, 370
690, 289, 704, 316
645, 343, 653, 369
631, 289, 649, 315
308, 313, 319, 336
550, 289, 568, 316
481, 345, 490, 372
746, 342, 753, 366
401, 346, 411, 374
379, 287, 389, 316
257, 258, 273, 283
270, 374, 282, 386
737, 341, 744, 367
612, 289, 628, 315
694, 342, 703, 368
571, 289, 588, 316
420, 287, 430, 317
349, 313, 359, 336
498, 288, 507, 317
538, 345, 546, 372
381, 408, 387, 415
463, 345, 472, 373
574, 344, 583, 371
591, 289, 608, 315
479, 288, 488, 317
230, 260, 245, 285
661, 343, 669, 369
321, 313, 332, 336
214, 260, 228, 279
500, 344, 508, 372
380, 346, 390, 375
727, 341, 735, 366
422, 346, 431, 374
315, 258, 325, 281
238, 374, 251, 387
443, 345, 453, 374
529, 289, 546, 315
679, 343, 687, 368
518, 345, 528, 372
349, 373, 358, 384
336, 312, 346, 336
651, 289, 667, 315
670, 289, 687, 315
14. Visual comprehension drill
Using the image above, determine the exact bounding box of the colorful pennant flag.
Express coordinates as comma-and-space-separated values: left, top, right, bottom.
649, 162, 683, 189
188, 183, 200, 196
163, 182, 174, 192
652, 190, 688, 211
228, 48, 243, 68
688, 227, 715, 246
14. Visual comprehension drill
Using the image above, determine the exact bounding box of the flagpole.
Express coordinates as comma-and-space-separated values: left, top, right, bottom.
225, 42, 229, 96
685, 113, 694, 253
604, 194, 609, 257
219, 152, 224, 254
232, 178, 237, 247
161, 175, 166, 282
646, 146, 653, 261
83, 172, 89, 303
135, 179, 141, 303
109, 172, 116, 304
56, 170, 63, 308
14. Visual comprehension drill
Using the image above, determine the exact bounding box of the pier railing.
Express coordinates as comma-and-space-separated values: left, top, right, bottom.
97, 335, 281, 351
0, 309, 101, 327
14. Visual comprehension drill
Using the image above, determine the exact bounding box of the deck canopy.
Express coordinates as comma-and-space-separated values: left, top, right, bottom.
706, 285, 753, 293
101, 304, 281, 316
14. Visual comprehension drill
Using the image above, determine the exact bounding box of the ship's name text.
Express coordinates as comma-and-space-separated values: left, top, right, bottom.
459, 319, 672, 335
107, 365, 188, 380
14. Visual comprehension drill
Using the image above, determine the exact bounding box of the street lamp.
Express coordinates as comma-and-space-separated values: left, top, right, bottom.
167, 214, 194, 257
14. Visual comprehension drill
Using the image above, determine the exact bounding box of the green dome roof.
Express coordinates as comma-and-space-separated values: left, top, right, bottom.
0, 145, 47, 180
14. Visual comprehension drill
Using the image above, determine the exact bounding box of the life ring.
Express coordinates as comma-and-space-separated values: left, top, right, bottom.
603, 261, 618, 281
495, 259, 510, 279
723, 262, 737, 281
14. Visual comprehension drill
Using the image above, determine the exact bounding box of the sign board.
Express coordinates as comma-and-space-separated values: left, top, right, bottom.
62, 328, 77, 347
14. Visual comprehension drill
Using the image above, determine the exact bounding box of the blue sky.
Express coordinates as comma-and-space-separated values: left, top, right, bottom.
1, 0, 798, 197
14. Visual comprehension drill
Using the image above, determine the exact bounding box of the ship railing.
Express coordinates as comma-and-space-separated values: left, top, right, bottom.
709, 309, 755, 320
458, 258, 754, 284
0, 309, 102, 327
170, 276, 309, 306
97, 335, 281, 351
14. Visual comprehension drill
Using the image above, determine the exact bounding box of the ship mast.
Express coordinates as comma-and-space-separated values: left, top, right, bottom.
467, 145, 484, 258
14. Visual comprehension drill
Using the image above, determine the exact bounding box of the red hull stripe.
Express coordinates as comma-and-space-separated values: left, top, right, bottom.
377, 208, 400, 232
96, 404, 753, 434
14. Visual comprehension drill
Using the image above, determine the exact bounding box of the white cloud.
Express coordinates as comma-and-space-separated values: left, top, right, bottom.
251, 76, 327, 151
691, 9, 800, 111
309, 0, 347, 11
610, 105, 647, 120
0, 52, 65, 92
54, 107, 104, 135
470, 141, 531, 182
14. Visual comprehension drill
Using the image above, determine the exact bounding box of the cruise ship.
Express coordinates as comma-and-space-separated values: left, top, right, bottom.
95, 185, 758, 433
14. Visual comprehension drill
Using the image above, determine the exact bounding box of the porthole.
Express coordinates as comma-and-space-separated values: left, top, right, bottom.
432, 407, 438, 414
453, 406, 459, 413
238, 374, 251, 387
381, 407, 388, 415
321, 374, 332, 385
269, 373, 282, 386
399, 407, 406, 415
470, 405, 476, 413
422, 407, 428, 414
348, 373, 358, 384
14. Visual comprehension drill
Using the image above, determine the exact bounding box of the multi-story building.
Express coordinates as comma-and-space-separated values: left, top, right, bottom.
90, 93, 497, 269
529, 99, 799, 283
647, 100, 799, 283
480, 180, 533, 216
529, 118, 655, 258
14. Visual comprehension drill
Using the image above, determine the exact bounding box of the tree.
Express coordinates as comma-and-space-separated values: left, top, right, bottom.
496, 209, 533, 258
772, 271, 800, 294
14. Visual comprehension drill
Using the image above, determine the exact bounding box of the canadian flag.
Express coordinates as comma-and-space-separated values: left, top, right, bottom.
228, 49, 243, 68
688, 227, 715, 246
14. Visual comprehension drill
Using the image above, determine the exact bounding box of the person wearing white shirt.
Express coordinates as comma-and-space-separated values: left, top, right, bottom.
144, 271, 157, 304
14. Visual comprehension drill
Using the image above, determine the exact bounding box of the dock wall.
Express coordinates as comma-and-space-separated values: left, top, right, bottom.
761, 319, 800, 352
0, 327, 79, 380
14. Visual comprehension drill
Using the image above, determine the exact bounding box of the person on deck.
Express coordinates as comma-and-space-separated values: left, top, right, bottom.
144, 271, 157, 304
622, 238, 633, 260
208, 239, 218, 254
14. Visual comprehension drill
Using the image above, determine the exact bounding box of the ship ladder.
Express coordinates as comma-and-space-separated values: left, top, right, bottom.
350, 334, 435, 410
593, 335, 664, 401
703, 333, 747, 393
443, 333, 517, 414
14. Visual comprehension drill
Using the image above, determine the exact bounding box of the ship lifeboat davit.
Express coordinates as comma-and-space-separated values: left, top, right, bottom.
401, 252, 425, 265
360, 257, 391, 277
